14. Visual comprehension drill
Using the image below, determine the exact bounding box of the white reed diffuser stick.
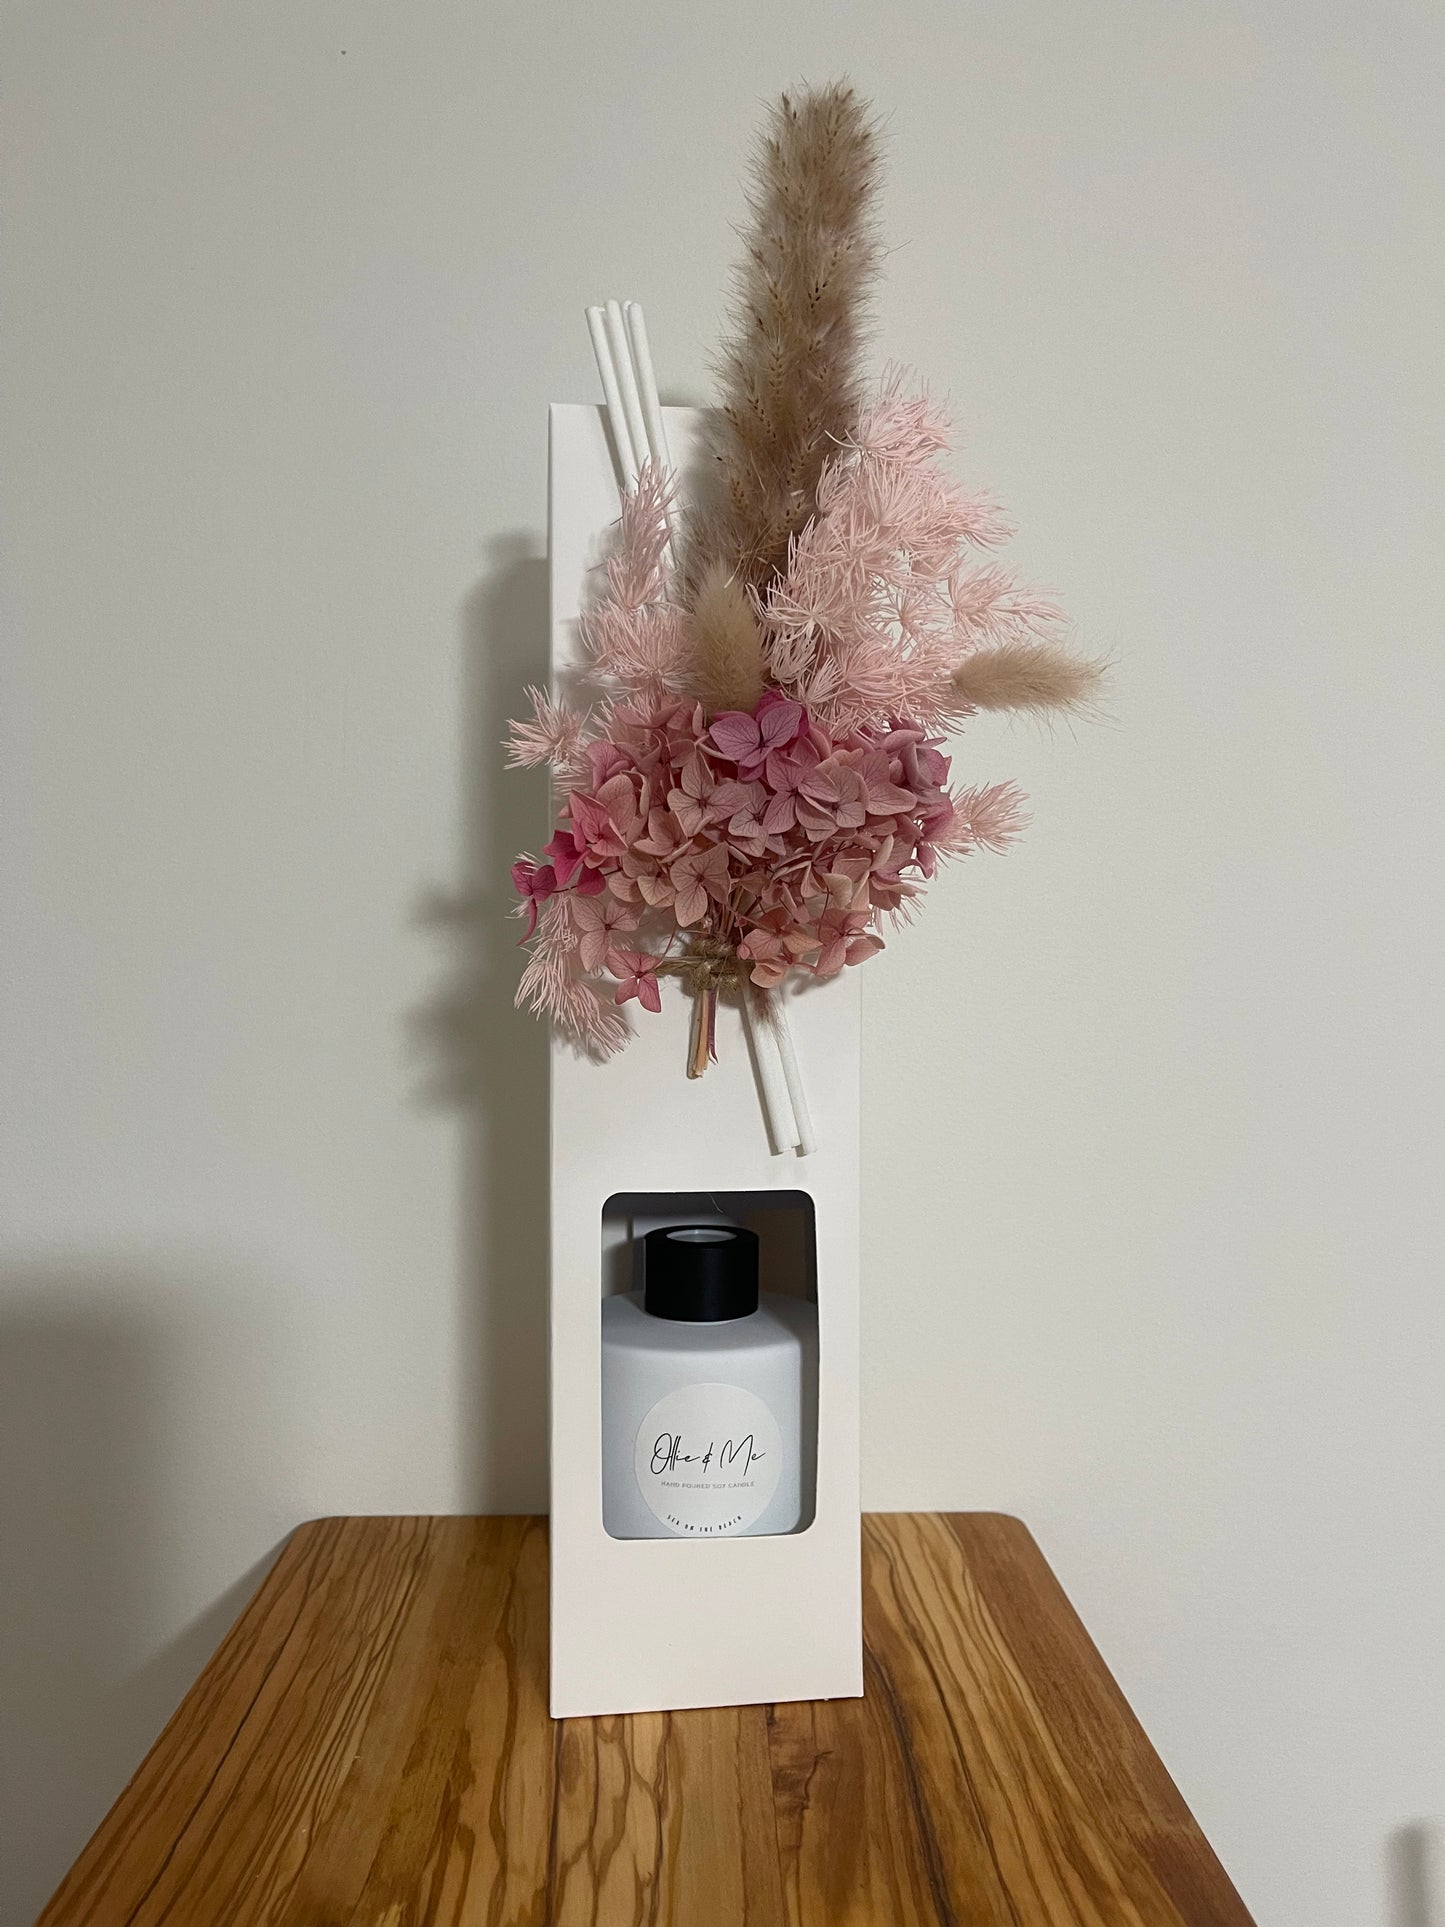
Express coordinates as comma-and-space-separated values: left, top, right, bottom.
767, 996, 817, 1157
623, 302, 671, 467
585, 305, 637, 484
741, 991, 798, 1155
604, 301, 651, 485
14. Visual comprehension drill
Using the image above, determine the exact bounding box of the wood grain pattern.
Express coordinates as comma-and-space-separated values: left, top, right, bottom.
40, 1515, 1253, 1927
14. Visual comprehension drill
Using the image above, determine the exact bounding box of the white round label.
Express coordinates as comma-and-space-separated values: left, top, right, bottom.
633, 1381, 783, 1536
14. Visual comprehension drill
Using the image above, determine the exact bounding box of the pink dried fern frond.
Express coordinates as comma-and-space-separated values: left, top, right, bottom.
850, 381, 953, 464
761, 375, 1081, 733
583, 601, 693, 694
948, 564, 1065, 648
515, 896, 631, 1058
579, 465, 694, 696
604, 461, 676, 609
938, 781, 1030, 855
505, 686, 593, 780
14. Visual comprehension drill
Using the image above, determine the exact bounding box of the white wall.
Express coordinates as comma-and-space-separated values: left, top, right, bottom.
3, 2, 1441, 1921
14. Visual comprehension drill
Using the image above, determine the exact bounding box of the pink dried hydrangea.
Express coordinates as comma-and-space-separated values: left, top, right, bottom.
511, 677, 1022, 1051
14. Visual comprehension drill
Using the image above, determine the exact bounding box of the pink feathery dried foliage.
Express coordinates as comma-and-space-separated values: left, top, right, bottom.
761, 384, 1101, 733
938, 780, 1030, 854
691, 82, 882, 598
505, 686, 592, 784
503, 466, 693, 1052
516, 895, 631, 1058
581, 461, 693, 695
601, 461, 674, 610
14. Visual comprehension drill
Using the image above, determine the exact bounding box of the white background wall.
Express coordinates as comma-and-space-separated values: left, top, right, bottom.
3, 2, 1441, 1921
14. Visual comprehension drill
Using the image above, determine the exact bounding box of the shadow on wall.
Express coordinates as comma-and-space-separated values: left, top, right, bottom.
415, 534, 552, 1511
0, 1264, 286, 1921
1389, 1822, 1444, 1927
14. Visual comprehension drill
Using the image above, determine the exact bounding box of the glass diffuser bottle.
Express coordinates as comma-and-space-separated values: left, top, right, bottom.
600, 1224, 817, 1539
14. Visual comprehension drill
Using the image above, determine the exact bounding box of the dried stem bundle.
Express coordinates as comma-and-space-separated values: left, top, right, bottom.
507, 85, 1106, 1081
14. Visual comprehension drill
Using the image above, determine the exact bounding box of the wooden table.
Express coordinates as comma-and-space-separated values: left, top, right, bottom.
41, 1514, 1253, 1926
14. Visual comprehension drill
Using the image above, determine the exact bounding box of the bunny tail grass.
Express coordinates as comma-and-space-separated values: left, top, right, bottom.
951, 639, 1106, 716
687, 562, 768, 714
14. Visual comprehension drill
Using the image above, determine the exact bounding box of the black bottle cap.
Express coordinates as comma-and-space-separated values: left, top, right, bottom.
642, 1223, 760, 1323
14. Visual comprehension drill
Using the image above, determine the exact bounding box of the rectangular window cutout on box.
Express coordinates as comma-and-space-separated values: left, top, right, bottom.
599, 1192, 817, 1540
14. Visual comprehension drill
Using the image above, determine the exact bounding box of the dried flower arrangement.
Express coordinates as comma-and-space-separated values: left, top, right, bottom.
508, 84, 1100, 1120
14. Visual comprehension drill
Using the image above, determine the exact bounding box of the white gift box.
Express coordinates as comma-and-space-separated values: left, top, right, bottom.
546, 404, 863, 1718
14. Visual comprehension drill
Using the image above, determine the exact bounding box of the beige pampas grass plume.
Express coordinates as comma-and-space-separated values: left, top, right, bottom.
951, 639, 1106, 717
688, 562, 767, 714
694, 82, 882, 596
